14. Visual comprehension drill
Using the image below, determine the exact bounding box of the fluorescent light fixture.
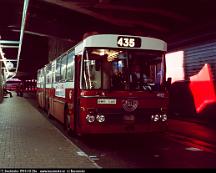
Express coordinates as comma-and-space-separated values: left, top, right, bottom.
0, 0, 30, 81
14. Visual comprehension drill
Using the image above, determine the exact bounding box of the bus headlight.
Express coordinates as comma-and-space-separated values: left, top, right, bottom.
161, 114, 167, 122
86, 114, 95, 123
151, 114, 167, 122
96, 114, 105, 123
151, 114, 160, 122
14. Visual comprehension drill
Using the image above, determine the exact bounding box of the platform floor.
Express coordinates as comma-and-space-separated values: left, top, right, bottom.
0, 94, 99, 168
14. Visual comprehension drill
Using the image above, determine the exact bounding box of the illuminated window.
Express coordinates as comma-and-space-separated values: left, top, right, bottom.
66, 51, 75, 81
61, 54, 67, 81
165, 51, 185, 83
55, 58, 61, 82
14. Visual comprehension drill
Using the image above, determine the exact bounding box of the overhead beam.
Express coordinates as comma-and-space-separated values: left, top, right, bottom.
0, 40, 20, 44
15, 0, 30, 75
0, 45, 19, 48
0, 59, 18, 61
42, 0, 168, 32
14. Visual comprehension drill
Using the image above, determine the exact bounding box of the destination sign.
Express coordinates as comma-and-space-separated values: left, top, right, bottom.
117, 36, 141, 48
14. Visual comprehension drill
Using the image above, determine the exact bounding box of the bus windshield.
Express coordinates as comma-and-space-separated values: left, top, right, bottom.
82, 48, 165, 91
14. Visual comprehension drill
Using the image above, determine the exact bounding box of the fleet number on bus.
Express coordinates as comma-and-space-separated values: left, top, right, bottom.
117, 36, 141, 48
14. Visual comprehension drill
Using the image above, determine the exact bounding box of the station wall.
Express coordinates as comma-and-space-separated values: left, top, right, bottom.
166, 40, 216, 117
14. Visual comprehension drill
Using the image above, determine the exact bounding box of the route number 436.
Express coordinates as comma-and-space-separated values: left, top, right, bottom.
117, 36, 141, 48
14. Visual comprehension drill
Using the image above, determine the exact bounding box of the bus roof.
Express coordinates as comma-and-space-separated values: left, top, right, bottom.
40, 34, 167, 70
75, 34, 167, 54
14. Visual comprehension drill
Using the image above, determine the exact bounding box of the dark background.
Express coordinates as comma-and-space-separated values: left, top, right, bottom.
1, 0, 216, 79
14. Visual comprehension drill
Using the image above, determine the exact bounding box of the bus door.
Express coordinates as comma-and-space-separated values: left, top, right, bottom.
72, 55, 81, 133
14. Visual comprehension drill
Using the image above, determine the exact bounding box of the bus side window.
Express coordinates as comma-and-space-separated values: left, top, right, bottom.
55, 58, 61, 82
39, 69, 45, 88
37, 70, 40, 88
66, 51, 75, 81
61, 54, 67, 81
52, 62, 56, 85
46, 64, 52, 84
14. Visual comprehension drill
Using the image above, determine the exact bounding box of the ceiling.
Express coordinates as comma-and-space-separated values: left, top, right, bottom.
0, 0, 216, 78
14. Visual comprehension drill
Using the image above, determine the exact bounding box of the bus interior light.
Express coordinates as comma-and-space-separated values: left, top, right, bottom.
99, 49, 105, 56
86, 114, 95, 123
96, 114, 105, 123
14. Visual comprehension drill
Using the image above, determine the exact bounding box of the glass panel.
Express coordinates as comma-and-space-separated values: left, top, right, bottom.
46, 64, 52, 84
37, 70, 40, 83
39, 69, 45, 88
66, 51, 75, 81
81, 48, 165, 91
37, 70, 41, 87
61, 54, 67, 80
55, 58, 61, 82
52, 62, 55, 84
82, 50, 102, 89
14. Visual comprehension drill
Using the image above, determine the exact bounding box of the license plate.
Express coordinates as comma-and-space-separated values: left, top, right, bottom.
97, 98, 116, 104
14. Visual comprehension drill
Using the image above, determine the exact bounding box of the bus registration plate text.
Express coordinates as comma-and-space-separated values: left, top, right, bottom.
97, 99, 116, 104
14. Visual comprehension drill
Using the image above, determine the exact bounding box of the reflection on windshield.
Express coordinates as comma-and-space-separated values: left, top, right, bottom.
82, 48, 165, 91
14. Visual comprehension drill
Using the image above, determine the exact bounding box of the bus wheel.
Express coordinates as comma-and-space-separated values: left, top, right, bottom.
64, 107, 72, 136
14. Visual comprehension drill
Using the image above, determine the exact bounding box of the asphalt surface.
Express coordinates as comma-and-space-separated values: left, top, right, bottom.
25, 95, 216, 168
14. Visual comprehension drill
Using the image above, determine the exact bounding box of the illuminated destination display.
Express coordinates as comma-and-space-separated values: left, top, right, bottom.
117, 36, 141, 48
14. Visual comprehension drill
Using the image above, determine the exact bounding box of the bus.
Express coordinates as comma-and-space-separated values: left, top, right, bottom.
37, 34, 169, 136
23, 79, 37, 93
5, 78, 22, 91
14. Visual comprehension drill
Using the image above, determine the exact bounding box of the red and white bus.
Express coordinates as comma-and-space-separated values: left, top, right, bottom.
5, 78, 22, 91
37, 34, 169, 135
